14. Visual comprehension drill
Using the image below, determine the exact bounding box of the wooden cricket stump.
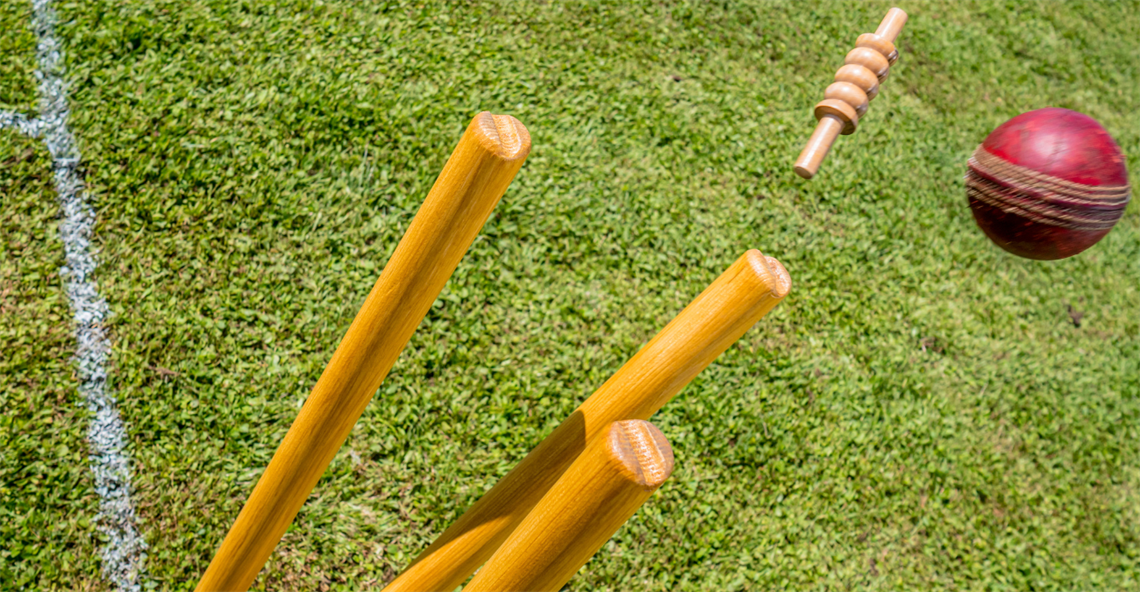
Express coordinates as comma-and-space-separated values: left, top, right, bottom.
465, 420, 675, 592
194, 112, 530, 592
794, 7, 908, 179
383, 250, 791, 592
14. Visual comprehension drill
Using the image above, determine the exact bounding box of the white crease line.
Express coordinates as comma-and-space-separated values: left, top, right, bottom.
0, 110, 42, 137
28, 0, 149, 589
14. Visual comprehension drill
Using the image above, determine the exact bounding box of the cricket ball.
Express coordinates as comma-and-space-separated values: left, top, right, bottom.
965, 108, 1131, 260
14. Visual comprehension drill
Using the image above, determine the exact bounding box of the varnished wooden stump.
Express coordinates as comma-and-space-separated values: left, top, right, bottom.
195, 113, 530, 592
383, 251, 791, 592
464, 420, 675, 592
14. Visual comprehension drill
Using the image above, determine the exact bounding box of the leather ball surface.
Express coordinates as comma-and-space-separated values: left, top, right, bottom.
965, 108, 1130, 260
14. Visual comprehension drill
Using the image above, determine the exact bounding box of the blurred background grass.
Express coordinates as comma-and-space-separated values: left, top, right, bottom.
2, 0, 1139, 590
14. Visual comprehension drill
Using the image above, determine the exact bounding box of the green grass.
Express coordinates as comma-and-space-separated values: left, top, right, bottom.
2, 0, 1139, 589
0, 0, 37, 112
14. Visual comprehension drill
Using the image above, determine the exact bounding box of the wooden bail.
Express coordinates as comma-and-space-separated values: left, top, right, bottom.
464, 420, 675, 592
876, 7, 909, 42
382, 250, 791, 592
194, 112, 530, 592
793, 7, 907, 179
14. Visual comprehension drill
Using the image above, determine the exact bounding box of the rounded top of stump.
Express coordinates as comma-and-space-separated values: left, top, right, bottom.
471, 112, 532, 161
744, 250, 792, 299
608, 420, 674, 489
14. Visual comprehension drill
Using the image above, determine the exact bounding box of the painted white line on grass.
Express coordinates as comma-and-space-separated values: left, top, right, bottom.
0, 110, 42, 137
28, 0, 149, 590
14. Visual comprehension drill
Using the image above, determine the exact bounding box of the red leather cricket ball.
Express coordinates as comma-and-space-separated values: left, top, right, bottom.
965, 108, 1131, 260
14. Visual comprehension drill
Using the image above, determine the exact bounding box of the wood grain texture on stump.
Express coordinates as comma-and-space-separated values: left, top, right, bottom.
382, 251, 791, 592
464, 420, 675, 592
195, 112, 530, 592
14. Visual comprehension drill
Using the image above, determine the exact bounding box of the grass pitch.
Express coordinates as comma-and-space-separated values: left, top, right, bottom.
3, 1, 1139, 590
